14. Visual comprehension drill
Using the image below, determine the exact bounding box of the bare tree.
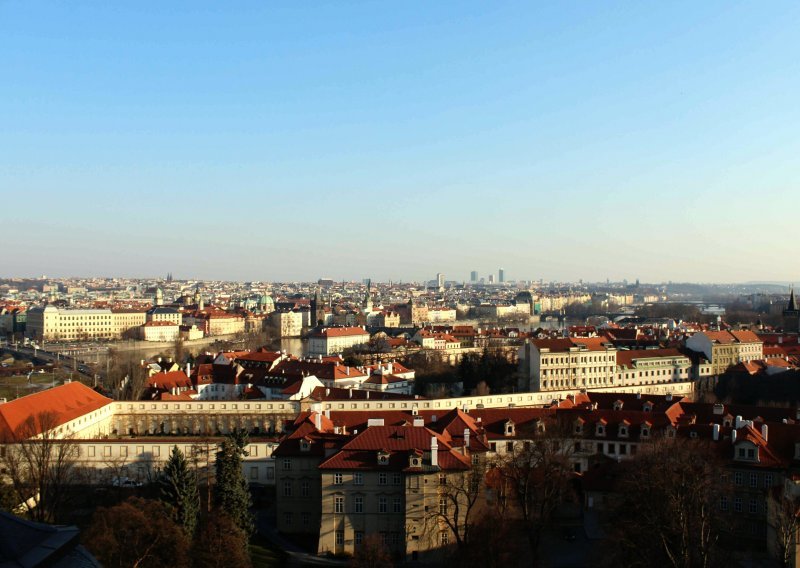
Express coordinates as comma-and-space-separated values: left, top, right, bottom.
771, 492, 800, 568
0, 411, 79, 523
602, 437, 726, 568
495, 418, 576, 565
425, 454, 487, 550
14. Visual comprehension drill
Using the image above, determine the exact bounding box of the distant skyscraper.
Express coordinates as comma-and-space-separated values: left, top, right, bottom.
488, 274, 495, 284
436, 273, 445, 288
470, 271, 478, 283
499, 268, 505, 283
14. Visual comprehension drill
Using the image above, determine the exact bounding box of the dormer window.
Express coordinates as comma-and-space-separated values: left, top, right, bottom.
619, 425, 629, 438
613, 400, 624, 411
735, 443, 758, 461
505, 420, 516, 437
409, 455, 421, 468
574, 419, 584, 434
641, 425, 650, 438
667, 428, 676, 439
596, 422, 606, 437
643, 402, 653, 412
378, 451, 390, 465
300, 439, 310, 452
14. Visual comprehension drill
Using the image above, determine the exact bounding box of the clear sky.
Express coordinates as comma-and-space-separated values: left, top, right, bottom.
2, 1, 799, 284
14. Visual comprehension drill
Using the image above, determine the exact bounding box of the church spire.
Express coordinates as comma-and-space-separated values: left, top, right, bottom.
789, 286, 798, 312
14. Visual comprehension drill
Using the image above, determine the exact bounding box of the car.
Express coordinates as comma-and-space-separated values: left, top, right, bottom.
562, 528, 577, 542
111, 476, 143, 488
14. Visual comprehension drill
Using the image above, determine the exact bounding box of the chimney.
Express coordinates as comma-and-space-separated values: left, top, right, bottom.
735, 415, 743, 429
349, 389, 353, 399
712, 424, 720, 441
366, 390, 370, 399
413, 417, 424, 427
761, 424, 768, 441
325, 388, 330, 396
325, 409, 331, 419
712, 403, 724, 415
464, 428, 470, 449
430, 437, 438, 467
315, 412, 321, 431
186, 362, 191, 377
665, 393, 672, 401
731, 430, 737, 444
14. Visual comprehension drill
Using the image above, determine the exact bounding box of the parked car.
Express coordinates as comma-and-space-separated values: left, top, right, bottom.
111, 476, 142, 488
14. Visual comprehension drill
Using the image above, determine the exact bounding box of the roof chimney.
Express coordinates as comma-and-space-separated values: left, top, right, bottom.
413, 416, 424, 427
464, 428, 470, 449
761, 424, 768, 442
735, 415, 743, 429
430, 437, 438, 467
712, 424, 720, 441
315, 412, 321, 431
731, 430, 737, 444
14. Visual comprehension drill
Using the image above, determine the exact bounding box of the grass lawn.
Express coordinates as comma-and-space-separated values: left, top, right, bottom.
250, 533, 288, 568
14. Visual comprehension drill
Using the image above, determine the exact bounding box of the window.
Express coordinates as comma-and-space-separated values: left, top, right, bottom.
250, 467, 258, 480
734, 472, 743, 486
88, 446, 95, 457
334, 472, 343, 485
120, 446, 128, 457
597, 442, 604, 454
354, 496, 363, 513
283, 481, 292, 497
334, 496, 344, 514
379, 472, 387, 485
439, 497, 447, 515
355, 531, 363, 546
379, 496, 388, 513
734, 497, 743, 513
641, 427, 650, 438
439, 473, 447, 486
440, 530, 449, 545
765, 473, 774, 487
720, 496, 728, 511
354, 472, 363, 485
392, 473, 402, 485
152, 446, 160, 457
506, 441, 514, 452
335, 530, 344, 546
283, 458, 291, 471
302, 512, 309, 527
394, 497, 402, 513
750, 473, 758, 488
283, 512, 292, 526
749, 499, 758, 514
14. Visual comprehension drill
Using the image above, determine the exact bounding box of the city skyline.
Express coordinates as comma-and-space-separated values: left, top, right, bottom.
3, 2, 800, 282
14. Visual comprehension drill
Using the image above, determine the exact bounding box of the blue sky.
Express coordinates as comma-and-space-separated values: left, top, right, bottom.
2, 1, 799, 283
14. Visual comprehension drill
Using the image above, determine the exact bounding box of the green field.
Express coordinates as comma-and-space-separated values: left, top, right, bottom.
0, 369, 88, 402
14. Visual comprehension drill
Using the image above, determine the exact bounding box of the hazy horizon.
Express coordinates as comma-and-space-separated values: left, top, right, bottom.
3, 2, 799, 283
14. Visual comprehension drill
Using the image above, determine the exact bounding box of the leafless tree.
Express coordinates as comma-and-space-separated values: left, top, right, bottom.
602, 437, 726, 568
425, 454, 487, 550
771, 492, 800, 568
0, 411, 79, 523
495, 418, 576, 565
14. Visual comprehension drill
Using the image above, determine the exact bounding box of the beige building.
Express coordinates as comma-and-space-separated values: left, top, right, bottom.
521, 337, 618, 391
140, 321, 180, 342
616, 348, 692, 387
26, 306, 146, 341
274, 413, 473, 562
685, 330, 764, 376
269, 310, 304, 338
307, 327, 370, 356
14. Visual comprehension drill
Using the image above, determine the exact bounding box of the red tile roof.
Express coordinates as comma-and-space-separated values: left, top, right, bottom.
0, 382, 111, 441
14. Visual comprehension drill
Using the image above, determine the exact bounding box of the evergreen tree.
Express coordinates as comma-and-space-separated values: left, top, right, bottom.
213, 430, 253, 535
159, 445, 200, 536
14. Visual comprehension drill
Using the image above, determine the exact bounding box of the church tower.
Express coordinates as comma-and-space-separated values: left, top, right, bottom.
784, 286, 800, 333
363, 279, 373, 312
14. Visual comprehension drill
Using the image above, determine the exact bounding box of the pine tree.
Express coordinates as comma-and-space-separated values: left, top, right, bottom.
159, 445, 200, 536
213, 430, 253, 535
